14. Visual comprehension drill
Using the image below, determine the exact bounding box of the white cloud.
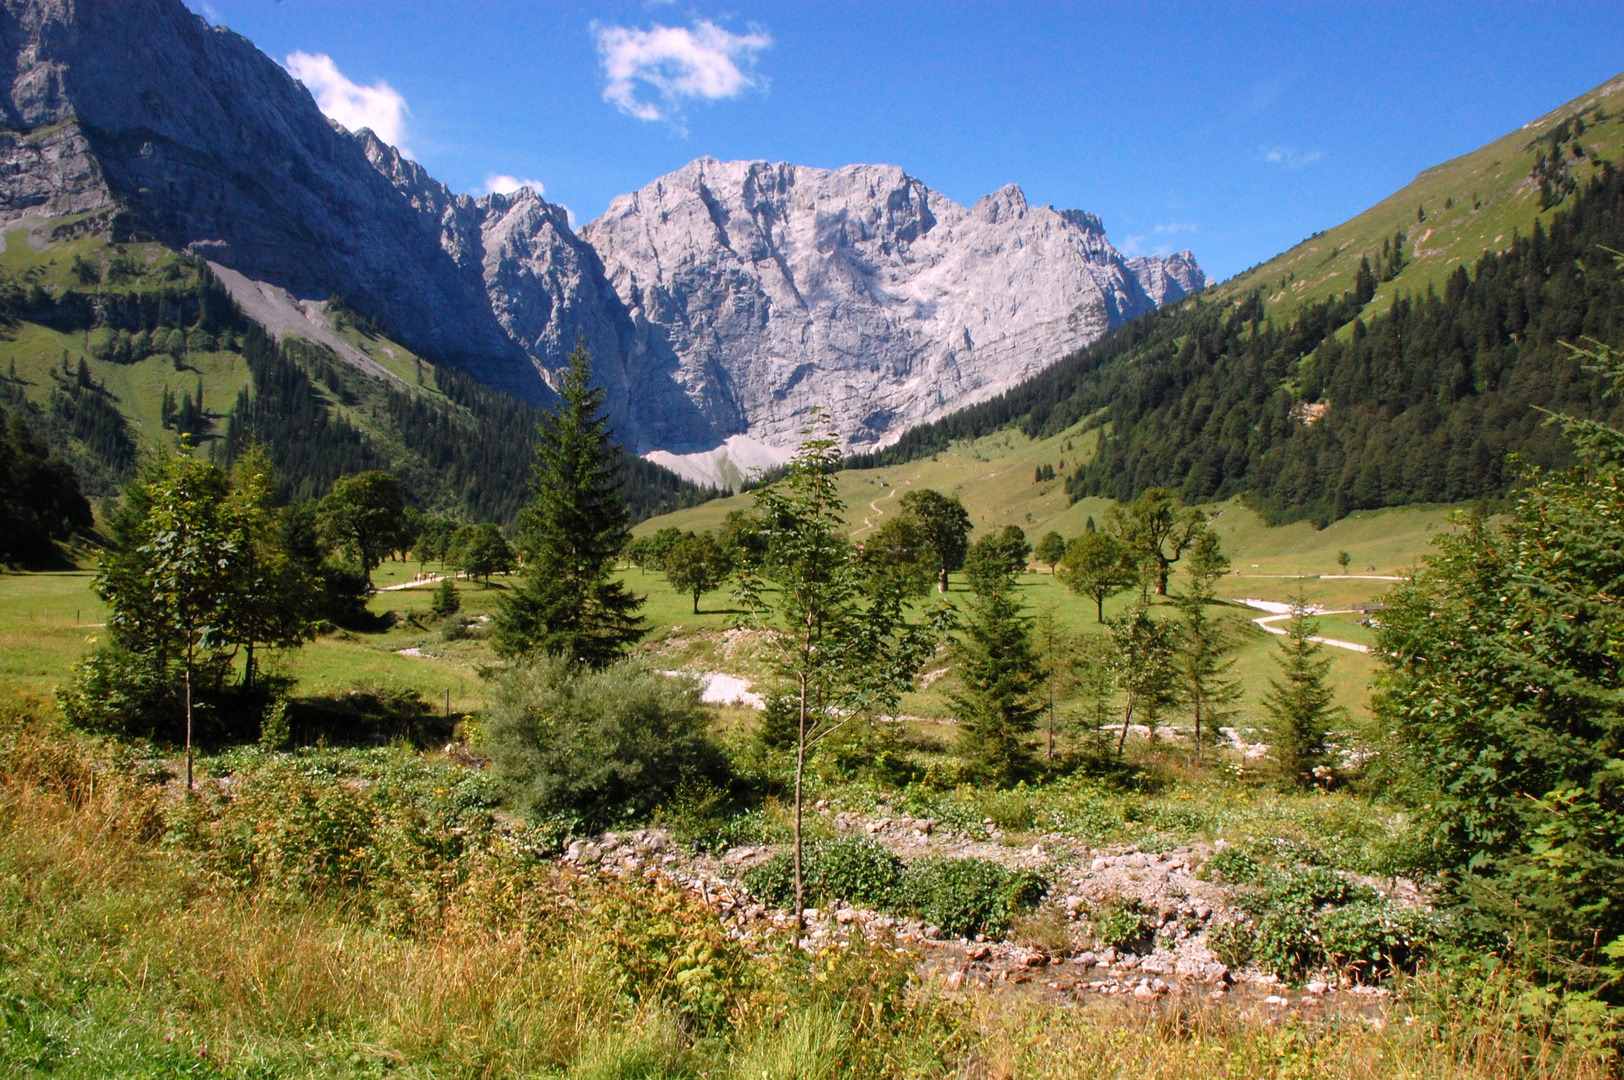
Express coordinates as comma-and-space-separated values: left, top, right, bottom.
595, 19, 771, 130
1121, 234, 1166, 258
285, 51, 411, 155
1262, 146, 1324, 170
483, 174, 546, 197
1153, 222, 1198, 235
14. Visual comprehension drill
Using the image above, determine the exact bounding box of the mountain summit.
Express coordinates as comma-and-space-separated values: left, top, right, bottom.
581, 158, 1204, 481
0, 0, 1206, 484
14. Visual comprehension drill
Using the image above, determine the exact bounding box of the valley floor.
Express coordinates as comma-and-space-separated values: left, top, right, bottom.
3, 487, 1609, 1078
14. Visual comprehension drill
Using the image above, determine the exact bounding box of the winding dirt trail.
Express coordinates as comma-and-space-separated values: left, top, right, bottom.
1237, 599, 1370, 653
854, 487, 899, 537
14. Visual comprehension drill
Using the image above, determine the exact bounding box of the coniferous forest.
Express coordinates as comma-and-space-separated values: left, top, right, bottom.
219, 324, 715, 524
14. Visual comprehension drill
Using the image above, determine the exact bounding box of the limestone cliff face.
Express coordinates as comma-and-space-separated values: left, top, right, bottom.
580, 158, 1207, 459
0, 0, 1210, 479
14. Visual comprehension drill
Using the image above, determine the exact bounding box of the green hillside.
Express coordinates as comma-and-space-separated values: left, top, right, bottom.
853, 73, 1624, 526
1220, 73, 1624, 320
0, 227, 713, 523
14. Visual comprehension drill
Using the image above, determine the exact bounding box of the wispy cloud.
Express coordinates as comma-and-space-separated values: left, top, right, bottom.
1262, 146, 1324, 170
595, 19, 771, 131
482, 174, 546, 197
1122, 222, 1199, 258
285, 51, 411, 156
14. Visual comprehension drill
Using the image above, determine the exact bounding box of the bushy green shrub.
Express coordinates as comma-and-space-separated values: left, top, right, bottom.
744, 837, 904, 909
743, 845, 1045, 937
1089, 897, 1151, 950
58, 644, 180, 739
902, 857, 1047, 937
1251, 907, 1321, 980
1209, 919, 1254, 968
1201, 845, 1264, 884
1223, 859, 1438, 982
484, 656, 728, 829
60, 644, 284, 745
1318, 900, 1439, 982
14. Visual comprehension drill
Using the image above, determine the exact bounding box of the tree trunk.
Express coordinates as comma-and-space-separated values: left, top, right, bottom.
1193, 692, 1203, 764
793, 674, 808, 937
693, 592, 700, 614
938, 567, 949, 593
185, 637, 195, 791
1046, 681, 1055, 761
244, 638, 255, 691
1096, 595, 1105, 623
1117, 691, 1137, 756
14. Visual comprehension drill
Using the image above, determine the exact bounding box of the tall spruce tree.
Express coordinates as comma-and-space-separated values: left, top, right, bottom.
495, 343, 645, 665
951, 535, 1045, 784
1172, 530, 1241, 760
1262, 601, 1344, 787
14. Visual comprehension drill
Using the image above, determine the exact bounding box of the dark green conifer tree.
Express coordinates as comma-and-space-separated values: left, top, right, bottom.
951, 537, 1044, 785
1262, 601, 1344, 788
495, 342, 645, 665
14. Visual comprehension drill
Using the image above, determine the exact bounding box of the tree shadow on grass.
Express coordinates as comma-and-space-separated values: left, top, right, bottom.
285, 686, 458, 748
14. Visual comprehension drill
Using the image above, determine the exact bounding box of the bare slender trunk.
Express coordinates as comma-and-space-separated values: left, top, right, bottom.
185, 636, 194, 791
1193, 692, 1203, 764
1046, 680, 1055, 761
1117, 691, 1137, 756
793, 673, 807, 937
938, 568, 949, 593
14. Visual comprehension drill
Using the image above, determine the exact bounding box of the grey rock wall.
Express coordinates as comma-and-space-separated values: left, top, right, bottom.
0, 0, 1209, 480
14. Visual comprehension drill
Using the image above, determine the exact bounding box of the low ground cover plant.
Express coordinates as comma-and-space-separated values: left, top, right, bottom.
744, 837, 1048, 937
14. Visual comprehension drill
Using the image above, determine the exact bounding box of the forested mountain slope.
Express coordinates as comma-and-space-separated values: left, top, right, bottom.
856, 74, 1624, 524
0, 231, 713, 524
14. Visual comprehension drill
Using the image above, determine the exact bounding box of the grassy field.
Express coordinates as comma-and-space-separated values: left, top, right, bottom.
2, 404, 1458, 735
622, 415, 1465, 740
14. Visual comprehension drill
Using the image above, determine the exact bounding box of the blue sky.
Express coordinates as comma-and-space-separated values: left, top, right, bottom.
190, 1, 1624, 282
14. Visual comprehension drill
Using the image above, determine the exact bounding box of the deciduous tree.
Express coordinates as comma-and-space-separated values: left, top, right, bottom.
898, 488, 972, 592
1058, 530, 1136, 622
319, 470, 406, 588
663, 530, 732, 613
734, 416, 946, 931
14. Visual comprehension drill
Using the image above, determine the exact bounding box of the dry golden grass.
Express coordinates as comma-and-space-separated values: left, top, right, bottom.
0, 703, 1613, 1079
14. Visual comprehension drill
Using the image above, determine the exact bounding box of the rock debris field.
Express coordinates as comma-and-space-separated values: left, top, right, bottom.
556, 803, 1417, 1020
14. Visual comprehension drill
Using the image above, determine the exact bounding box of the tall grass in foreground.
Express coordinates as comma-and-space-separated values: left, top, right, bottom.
0, 701, 1610, 1079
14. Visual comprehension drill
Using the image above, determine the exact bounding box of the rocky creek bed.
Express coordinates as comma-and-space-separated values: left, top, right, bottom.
556, 804, 1420, 1022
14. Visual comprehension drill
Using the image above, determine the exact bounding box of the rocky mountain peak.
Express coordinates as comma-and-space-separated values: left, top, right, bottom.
579, 157, 1209, 480
0, 0, 1210, 487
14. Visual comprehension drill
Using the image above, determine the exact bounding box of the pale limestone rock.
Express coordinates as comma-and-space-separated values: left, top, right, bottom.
581, 158, 1210, 470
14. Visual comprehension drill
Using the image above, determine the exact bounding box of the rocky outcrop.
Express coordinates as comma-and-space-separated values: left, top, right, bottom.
1128, 251, 1210, 307
580, 159, 1207, 463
